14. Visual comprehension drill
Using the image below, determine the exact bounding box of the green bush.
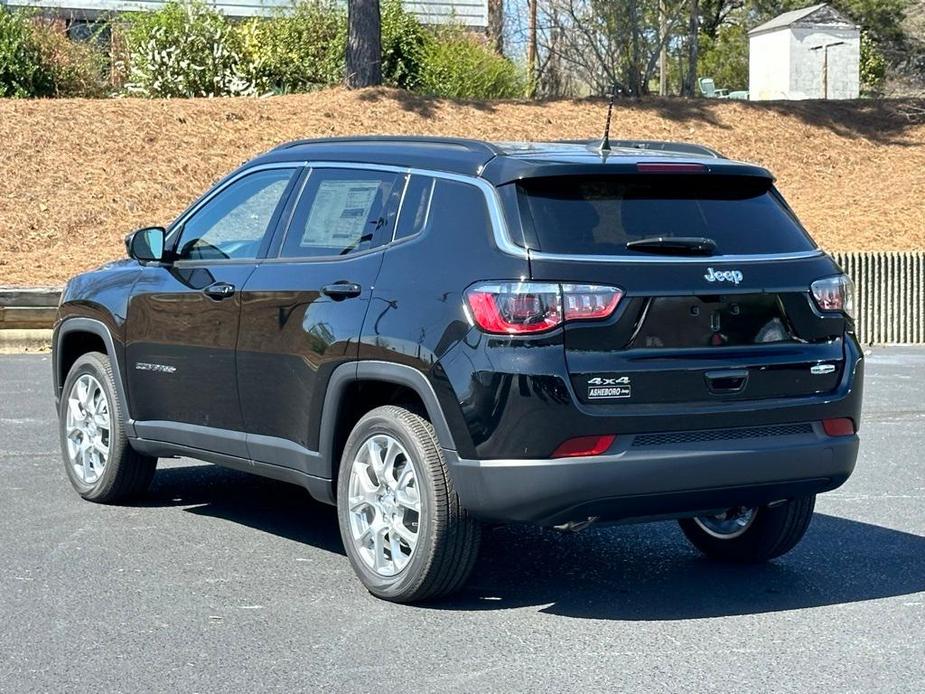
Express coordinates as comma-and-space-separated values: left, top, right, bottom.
860, 30, 886, 91
239, 0, 427, 94
239, 0, 345, 94
380, 0, 427, 90
698, 24, 749, 93
122, 1, 253, 97
31, 19, 109, 97
0, 9, 107, 98
4, 0, 525, 100
0, 8, 55, 98
418, 26, 523, 99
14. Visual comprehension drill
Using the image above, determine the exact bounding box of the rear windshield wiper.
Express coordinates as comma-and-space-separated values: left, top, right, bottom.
625, 236, 717, 256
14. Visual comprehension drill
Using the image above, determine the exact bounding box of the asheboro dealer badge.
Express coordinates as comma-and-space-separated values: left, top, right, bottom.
587, 376, 632, 400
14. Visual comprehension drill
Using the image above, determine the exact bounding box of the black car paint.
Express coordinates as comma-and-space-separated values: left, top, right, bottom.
53, 137, 863, 526
127, 262, 258, 447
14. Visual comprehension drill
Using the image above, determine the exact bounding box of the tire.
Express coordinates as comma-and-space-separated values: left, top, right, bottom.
678, 495, 816, 563
58, 351, 157, 503
336, 405, 481, 603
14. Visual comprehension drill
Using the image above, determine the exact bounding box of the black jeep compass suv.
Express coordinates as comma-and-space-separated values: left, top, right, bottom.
53, 136, 863, 602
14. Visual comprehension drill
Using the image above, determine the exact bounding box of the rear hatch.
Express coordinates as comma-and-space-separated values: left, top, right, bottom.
509, 170, 849, 407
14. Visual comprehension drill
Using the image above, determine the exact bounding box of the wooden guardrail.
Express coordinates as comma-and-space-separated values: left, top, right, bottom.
0, 287, 61, 330
1, 253, 923, 344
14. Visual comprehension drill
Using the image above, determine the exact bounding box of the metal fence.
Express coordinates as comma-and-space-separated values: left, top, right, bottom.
1, 253, 924, 344
832, 251, 925, 345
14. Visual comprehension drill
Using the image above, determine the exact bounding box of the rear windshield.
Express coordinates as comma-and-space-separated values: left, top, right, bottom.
510, 175, 815, 256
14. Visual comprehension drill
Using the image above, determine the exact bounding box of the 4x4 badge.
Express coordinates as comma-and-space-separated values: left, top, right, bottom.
588, 376, 630, 385
587, 376, 632, 399
704, 267, 743, 285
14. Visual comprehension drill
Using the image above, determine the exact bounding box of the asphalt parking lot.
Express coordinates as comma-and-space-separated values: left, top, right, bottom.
1, 350, 923, 693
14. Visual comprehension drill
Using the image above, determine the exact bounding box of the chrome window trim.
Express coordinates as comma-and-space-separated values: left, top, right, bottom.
527, 249, 825, 264
168, 159, 824, 265
171, 258, 260, 267
390, 172, 413, 243
260, 245, 385, 265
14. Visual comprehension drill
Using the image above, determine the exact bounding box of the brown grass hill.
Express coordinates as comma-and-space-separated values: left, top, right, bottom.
2, 88, 924, 285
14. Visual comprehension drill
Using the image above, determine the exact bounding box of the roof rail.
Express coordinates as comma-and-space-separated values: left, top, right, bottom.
557, 138, 724, 159
276, 135, 503, 158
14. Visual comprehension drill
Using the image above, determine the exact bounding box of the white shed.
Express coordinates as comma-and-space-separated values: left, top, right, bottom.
748, 3, 860, 101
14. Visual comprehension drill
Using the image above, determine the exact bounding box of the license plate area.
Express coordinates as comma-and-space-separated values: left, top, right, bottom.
629, 294, 794, 349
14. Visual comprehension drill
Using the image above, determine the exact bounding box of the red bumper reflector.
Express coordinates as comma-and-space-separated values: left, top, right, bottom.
552, 435, 616, 458
822, 418, 855, 437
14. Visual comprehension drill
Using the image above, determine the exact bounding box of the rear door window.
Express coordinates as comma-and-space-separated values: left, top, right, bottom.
512, 175, 816, 256
280, 168, 403, 258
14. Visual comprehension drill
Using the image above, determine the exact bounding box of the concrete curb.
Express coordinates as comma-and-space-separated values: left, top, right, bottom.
0, 329, 53, 354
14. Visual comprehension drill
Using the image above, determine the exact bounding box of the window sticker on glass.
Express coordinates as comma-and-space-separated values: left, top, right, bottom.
301, 180, 381, 247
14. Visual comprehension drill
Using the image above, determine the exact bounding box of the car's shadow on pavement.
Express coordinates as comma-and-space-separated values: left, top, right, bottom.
146, 463, 925, 620
145, 462, 345, 556
444, 515, 925, 620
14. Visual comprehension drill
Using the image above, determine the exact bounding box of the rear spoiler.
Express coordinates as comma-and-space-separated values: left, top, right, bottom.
483, 159, 775, 185
556, 139, 725, 159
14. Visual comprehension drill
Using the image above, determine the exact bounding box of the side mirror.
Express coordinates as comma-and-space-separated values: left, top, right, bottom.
125, 227, 166, 262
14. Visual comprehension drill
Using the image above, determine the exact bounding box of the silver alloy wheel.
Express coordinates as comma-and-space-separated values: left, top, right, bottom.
347, 433, 421, 577
64, 374, 111, 485
694, 506, 757, 539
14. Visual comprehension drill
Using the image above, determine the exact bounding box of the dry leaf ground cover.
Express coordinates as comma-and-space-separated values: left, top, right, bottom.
2, 88, 924, 286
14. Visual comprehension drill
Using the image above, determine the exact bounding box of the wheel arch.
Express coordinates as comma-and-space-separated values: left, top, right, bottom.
318, 361, 457, 489
54, 317, 135, 435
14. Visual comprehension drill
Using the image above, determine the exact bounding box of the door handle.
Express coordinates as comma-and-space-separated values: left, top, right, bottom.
321, 282, 362, 300
204, 282, 236, 300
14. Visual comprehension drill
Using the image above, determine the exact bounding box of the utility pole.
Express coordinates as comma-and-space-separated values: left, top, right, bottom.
810, 41, 845, 99
659, 0, 668, 95
527, 0, 538, 98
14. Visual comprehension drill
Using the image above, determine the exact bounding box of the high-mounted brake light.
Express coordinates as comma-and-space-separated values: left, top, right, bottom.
464, 282, 623, 335
552, 435, 616, 458
811, 275, 855, 319
636, 163, 707, 174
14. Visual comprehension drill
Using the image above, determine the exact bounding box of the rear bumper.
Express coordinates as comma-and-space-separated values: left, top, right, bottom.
434, 327, 864, 462
445, 425, 859, 525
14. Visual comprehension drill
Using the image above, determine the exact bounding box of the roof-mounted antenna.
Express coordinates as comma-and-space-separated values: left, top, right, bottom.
599, 84, 619, 153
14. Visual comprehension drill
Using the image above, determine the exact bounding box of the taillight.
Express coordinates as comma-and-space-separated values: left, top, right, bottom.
464, 282, 623, 335
464, 282, 561, 334
822, 417, 855, 437
811, 275, 855, 319
552, 434, 616, 458
561, 284, 623, 321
